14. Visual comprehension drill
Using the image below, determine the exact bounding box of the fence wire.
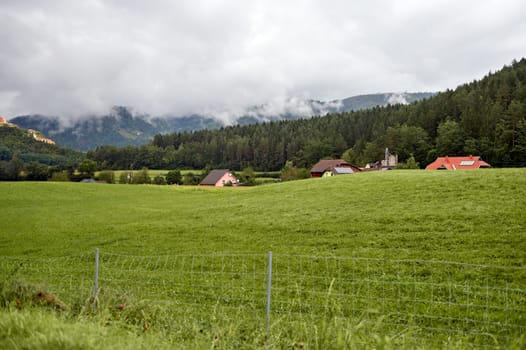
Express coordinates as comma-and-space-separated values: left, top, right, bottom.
1, 253, 94, 305
1, 252, 524, 346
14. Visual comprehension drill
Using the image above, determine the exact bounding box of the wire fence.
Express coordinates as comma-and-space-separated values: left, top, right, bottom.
1, 251, 525, 346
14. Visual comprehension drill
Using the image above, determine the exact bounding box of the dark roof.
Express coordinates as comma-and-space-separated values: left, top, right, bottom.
332, 167, 355, 174
310, 159, 350, 173
200, 169, 231, 185
310, 159, 361, 174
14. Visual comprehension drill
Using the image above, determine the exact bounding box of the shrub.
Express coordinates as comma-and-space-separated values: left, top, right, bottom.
24, 162, 49, 181
397, 155, 420, 169
132, 169, 151, 184
239, 167, 256, 186
97, 171, 115, 184
281, 161, 310, 181
153, 176, 166, 185
49, 171, 70, 182
183, 172, 201, 185
165, 170, 182, 185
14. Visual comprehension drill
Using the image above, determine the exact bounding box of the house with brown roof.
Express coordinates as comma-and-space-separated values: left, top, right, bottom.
425, 156, 491, 170
200, 169, 239, 186
310, 159, 361, 177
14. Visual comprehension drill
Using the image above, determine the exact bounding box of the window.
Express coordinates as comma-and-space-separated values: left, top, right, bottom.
460, 160, 475, 166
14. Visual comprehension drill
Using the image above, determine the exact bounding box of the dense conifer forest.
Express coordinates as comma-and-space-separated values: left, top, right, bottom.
87, 59, 526, 171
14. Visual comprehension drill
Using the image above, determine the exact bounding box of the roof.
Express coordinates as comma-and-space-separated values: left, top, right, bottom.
200, 169, 233, 185
311, 159, 360, 173
332, 167, 355, 174
425, 156, 491, 170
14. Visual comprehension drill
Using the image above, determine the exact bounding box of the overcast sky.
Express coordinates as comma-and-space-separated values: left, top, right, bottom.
1, 0, 525, 121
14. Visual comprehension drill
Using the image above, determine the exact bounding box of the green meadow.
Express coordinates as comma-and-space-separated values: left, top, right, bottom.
1, 169, 525, 349
2, 169, 525, 261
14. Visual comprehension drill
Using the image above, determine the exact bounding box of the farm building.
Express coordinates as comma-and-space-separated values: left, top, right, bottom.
310, 159, 361, 177
200, 169, 239, 187
322, 167, 357, 177
425, 156, 491, 170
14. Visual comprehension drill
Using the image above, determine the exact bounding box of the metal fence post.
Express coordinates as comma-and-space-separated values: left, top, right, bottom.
266, 251, 272, 332
93, 248, 99, 309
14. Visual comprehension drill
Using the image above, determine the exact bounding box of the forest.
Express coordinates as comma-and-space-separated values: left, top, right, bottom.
87, 59, 526, 171
0, 126, 83, 180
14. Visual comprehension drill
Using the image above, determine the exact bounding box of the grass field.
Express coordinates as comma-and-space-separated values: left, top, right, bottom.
3, 169, 525, 261
1, 169, 525, 349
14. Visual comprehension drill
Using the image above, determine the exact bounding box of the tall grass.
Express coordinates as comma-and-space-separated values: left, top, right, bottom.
2, 280, 523, 349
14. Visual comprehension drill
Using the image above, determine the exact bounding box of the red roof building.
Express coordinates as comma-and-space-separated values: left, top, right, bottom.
310, 159, 361, 177
425, 156, 491, 170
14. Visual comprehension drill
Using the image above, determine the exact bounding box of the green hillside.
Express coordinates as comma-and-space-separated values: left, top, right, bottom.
0, 124, 84, 180
1, 170, 524, 262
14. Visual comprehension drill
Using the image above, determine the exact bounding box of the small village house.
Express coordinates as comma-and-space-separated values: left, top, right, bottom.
310, 159, 361, 177
200, 169, 239, 187
425, 156, 491, 170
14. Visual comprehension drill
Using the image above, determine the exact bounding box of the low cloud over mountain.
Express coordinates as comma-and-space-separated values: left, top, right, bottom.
10, 92, 434, 150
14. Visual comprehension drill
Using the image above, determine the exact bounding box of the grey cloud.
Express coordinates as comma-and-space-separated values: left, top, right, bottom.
0, 0, 525, 121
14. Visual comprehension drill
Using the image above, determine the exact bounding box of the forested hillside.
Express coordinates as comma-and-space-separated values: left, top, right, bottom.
0, 125, 84, 180
88, 59, 526, 170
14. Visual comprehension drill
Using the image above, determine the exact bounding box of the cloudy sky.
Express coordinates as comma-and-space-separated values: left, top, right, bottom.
1, 0, 525, 121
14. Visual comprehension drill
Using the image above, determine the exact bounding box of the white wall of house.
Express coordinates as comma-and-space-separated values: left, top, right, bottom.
214, 172, 239, 186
